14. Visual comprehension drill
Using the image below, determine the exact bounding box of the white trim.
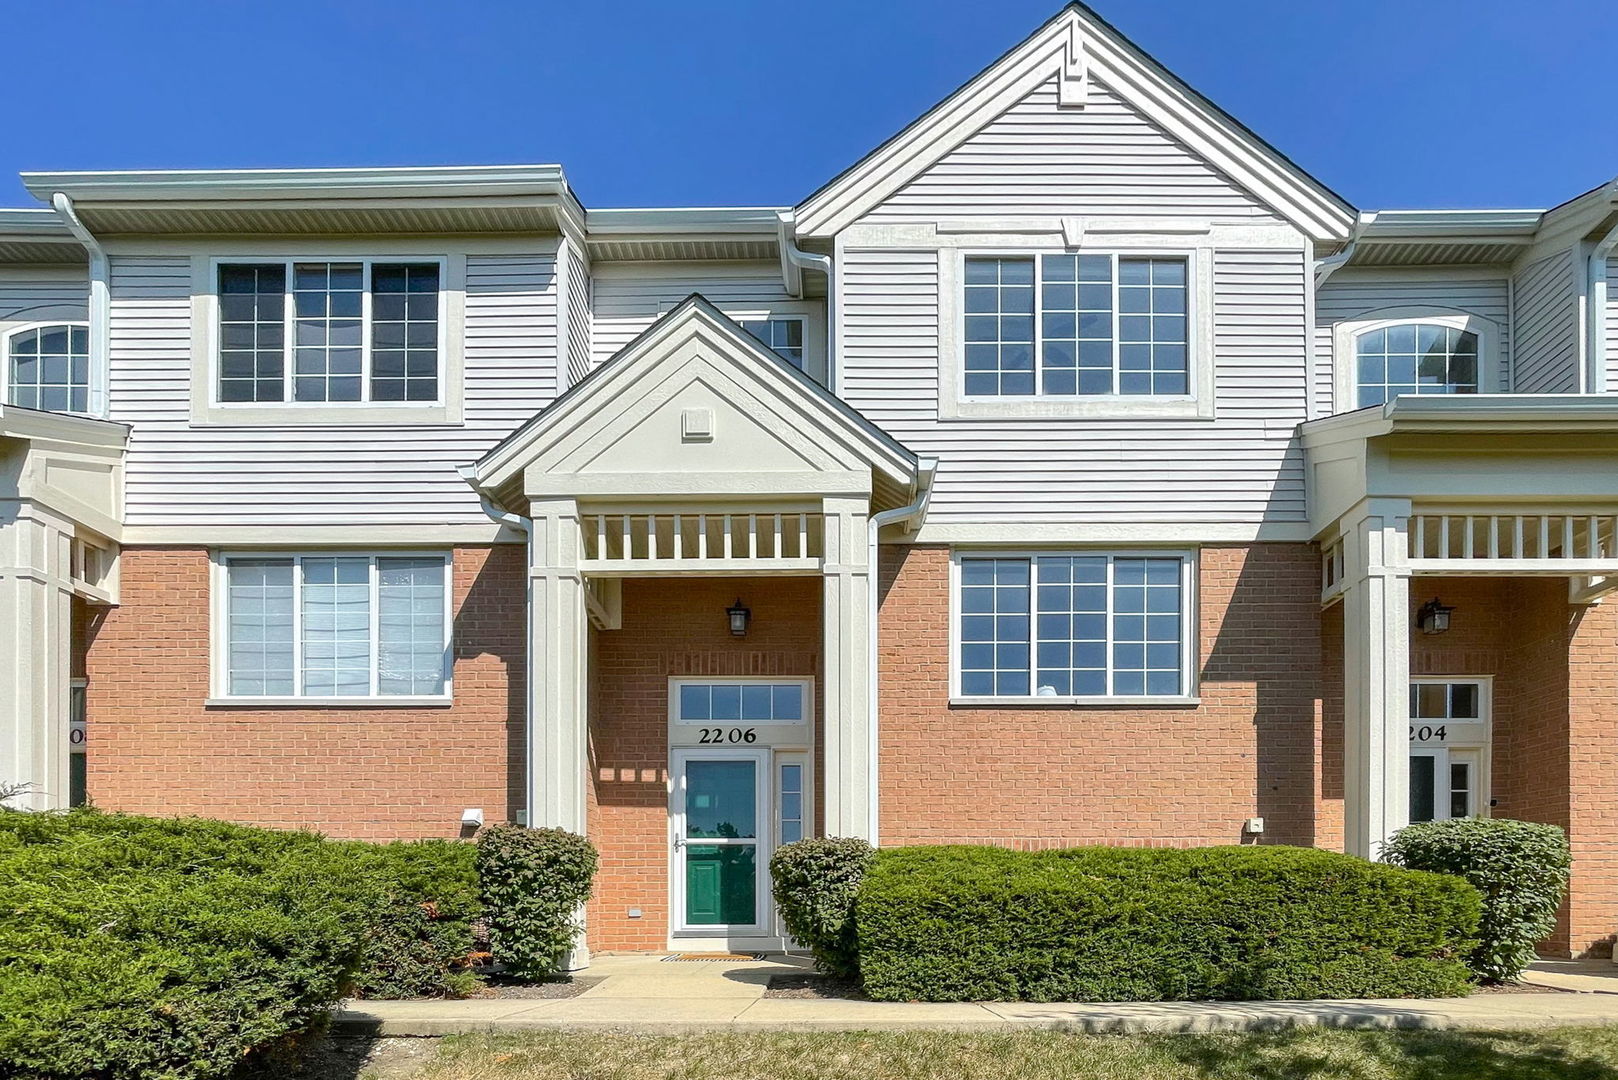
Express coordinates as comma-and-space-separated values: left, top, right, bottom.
938, 242, 1214, 420
209, 549, 453, 704
2, 320, 93, 415
123, 523, 519, 546
947, 546, 1199, 704
668, 746, 773, 939
1408, 675, 1492, 821
909, 521, 1312, 544
656, 297, 828, 385
667, 677, 816, 729
1331, 308, 1502, 414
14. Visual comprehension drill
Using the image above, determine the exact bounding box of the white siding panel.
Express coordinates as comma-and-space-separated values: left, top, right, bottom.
867, 76, 1279, 223
839, 247, 1310, 524
1511, 251, 1578, 393
111, 252, 558, 528
590, 261, 792, 365
1314, 274, 1511, 416
1605, 256, 1618, 392
0, 268, 87, 324
565, 242, 592, 387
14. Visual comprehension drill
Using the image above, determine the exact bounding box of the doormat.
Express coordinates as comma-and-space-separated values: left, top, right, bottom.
661, 952, 768, 962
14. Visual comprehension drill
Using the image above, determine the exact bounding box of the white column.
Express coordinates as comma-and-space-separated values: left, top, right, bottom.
526, 498, 589, 834
1340, 497, 1412, 859
0, 500, 75, 810
820, 495, 874, 839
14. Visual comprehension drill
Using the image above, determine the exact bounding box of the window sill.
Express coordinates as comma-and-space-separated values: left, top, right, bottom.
189, 403, 460, 427
205, 695, 453, 708
940, 396, 1212, 421
949, 694, 1201, 708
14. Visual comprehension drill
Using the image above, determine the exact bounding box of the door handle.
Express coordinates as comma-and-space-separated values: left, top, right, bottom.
673, 835, 686, 851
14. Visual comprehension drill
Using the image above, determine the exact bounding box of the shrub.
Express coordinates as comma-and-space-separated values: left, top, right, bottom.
1383, 817, 1570, 982
770, 837, 874, 978
342, 839, 481, 999
475, 824, 598, 979
855, 844, 1479, 1003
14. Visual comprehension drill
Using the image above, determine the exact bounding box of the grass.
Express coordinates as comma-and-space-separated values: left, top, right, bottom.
389, 1027, 1618, 1080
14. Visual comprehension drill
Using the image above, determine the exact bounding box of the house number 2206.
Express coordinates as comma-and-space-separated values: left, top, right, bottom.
697, 727, 757, 744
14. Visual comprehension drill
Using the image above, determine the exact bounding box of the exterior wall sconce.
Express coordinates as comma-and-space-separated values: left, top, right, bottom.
727, 598, 751, 637
1417, 598, 1455, 635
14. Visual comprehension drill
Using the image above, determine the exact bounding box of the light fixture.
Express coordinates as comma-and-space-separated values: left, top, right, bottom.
1417, 598, 1455, 635
726, 598, 751, 637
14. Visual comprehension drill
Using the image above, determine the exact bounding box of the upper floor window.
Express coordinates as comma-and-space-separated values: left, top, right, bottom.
6, 323, 89, 413
1355, 322, 1479, 408
963, 253, 1189, 398
216, 259, 442, 405
954, 552, 1192, 701
738, 317, 805, 369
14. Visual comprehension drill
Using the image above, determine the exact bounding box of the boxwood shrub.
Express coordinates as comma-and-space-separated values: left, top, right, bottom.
1383, 817, 1570, 982
856, 844, 1480, 1003
475, 824, 598, 979
770, 837, 874, 978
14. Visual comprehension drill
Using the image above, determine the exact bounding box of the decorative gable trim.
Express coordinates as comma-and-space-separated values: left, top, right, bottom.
794, 3, 1356, 243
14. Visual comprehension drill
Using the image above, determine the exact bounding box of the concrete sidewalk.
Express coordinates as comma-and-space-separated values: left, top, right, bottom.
333, 955, 1618, 1036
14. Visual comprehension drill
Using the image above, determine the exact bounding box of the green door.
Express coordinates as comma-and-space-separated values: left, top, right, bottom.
680, 758, 759, 928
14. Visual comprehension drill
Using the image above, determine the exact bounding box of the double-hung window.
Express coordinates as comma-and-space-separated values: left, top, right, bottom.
963, 253, 1190, 398
216, 259, 442, 405
956, 553, 1191, 700
220, 553, 450, 701
737, 317, 806, 369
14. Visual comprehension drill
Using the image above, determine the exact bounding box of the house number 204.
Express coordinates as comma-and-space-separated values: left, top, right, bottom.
697, 727, 757, 744
1409, 725, 1448, 742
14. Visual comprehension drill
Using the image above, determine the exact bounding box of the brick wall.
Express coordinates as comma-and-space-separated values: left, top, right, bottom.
876, 544, 1325, 848
83, 546, 525, 840
587, 576, 821, 952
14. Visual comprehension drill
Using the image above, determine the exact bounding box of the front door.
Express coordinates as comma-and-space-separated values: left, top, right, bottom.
672, 749, 769, 933
1409, 678, 1490, 824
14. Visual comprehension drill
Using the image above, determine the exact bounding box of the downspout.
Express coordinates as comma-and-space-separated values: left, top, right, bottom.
1313, 212, 1371, 290
865, 457, 937, 843
50, 193, 110, 418
1584, 184, 1618, 394
777, 211, 837, 392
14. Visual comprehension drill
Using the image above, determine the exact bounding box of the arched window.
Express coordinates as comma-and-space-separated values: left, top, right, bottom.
1353, 320, 1480, 409
6, 323, 90, 414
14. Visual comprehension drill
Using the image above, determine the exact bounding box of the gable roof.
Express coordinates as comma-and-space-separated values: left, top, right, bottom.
793, 3, 1357, 243
463, 294, 919, 510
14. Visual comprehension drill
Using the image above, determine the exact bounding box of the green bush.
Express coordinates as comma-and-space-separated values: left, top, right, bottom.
342, 839, 481, 999
769, 837, 874, 978
855, 844, 1480, 1003
475, 824, 598, 979
1383, 817, 1570, 982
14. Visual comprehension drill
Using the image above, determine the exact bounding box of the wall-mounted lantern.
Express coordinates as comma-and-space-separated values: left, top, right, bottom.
726, 598, 751, 637
1417, 598, 1455, 635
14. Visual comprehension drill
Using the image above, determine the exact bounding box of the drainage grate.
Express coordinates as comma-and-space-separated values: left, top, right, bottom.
662, 952, 768, 962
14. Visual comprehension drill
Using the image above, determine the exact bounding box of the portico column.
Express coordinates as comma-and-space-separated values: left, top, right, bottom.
1340, 497, 1413, 859
0, 500, 75, 810
526, 497, 589, 834
820, 495, 874, 839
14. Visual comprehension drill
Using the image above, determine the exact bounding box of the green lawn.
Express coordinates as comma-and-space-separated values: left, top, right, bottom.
388, 1027, 1618, 1080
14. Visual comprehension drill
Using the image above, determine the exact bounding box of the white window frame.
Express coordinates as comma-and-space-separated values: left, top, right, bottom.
668, 745, 773, 936
2, 320, 92, 415
948, 548, 1199, 705
736, 314, 810, 370
940, 243, 1215, 420
208, 550, 453, 706
1333, 309, 1501, 413
1408, 675, 1492, 820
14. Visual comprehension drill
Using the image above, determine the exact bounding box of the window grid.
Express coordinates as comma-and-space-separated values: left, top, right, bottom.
960, 554, 1187, 699
218, 265, 287, 402
676, 681, 805, 723
293, 263, 365, 402
964, 257, 1036, 396
1356, 323, 1479, 408
1117, 258, 1189, 395
378, 557, 449, 695
738, 318, 806, 369
372, 264, 440, 401
778, 763, 804, 845
7, 324, 90, 413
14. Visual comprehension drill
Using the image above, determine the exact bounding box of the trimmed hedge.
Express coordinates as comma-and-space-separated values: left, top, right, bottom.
856, 845, 1480, 1003
0, 809, 480, 1080
1383, 817, 1570, 982
475, 824, 598, 979
770, 837, 874, 978
345, 839, 481, 999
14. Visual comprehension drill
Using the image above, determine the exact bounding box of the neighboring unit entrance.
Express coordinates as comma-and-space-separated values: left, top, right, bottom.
1409, 678, 1490, 823
667, 679, 813, 948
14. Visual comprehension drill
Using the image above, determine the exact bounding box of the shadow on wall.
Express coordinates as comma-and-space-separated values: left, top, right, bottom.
454, 545, 527, 826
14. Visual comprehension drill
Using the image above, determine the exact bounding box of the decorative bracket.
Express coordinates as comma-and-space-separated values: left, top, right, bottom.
1060, 217, 1086, 249
1058, 22, 1089, 108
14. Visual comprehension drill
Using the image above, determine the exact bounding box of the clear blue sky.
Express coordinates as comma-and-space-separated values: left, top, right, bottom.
8, 0, 1615, 213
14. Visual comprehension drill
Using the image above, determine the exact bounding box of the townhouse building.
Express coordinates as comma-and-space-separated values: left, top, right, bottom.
4, 4, 1618, 958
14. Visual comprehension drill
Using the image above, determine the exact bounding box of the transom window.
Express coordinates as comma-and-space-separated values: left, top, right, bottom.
216, 259, 442, 404
957, 553, 1189, 699
1355, 322, 1478, 408
676, 682, 804, 723
222, 553, 449, 699
963, 254, 1189, 397
738, 318, 805, 369
6, 323, 89, 413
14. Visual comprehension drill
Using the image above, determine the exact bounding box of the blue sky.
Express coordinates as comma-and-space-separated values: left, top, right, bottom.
7, 1, 1615, 212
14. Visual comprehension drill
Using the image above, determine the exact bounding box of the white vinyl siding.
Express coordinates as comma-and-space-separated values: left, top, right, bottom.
865, 75, 1280, 223
1314, 274, 1510, 416
840, 246, 1309, 525
564, 240, 593, 388
110, 251, 558, 528
1605, 256, 1618, 393
1511, 250, 1579, 393
0, 268, 89, 326
590, 261, 801, 365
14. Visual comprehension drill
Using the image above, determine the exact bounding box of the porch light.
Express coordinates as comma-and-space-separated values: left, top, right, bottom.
726, 598, 751, 637
1417, 598, 1455, 635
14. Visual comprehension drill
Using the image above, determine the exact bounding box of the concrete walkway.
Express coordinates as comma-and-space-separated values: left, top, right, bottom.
334, 954, 1618, 1036
1522, 959, 1618, 994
